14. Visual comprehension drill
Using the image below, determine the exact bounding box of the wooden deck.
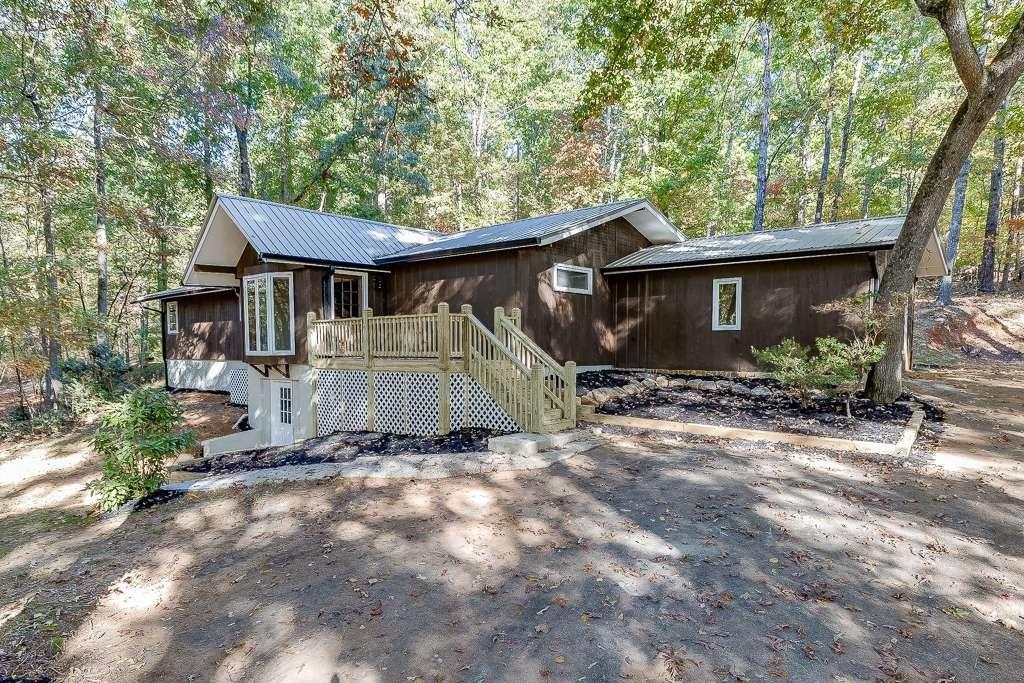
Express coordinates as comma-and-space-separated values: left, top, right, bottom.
307, 304, 576, 434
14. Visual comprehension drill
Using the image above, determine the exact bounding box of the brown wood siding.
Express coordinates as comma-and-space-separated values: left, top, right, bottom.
610, 253, 879, 371
387, 218, 651, 365
164, 290, 242, 361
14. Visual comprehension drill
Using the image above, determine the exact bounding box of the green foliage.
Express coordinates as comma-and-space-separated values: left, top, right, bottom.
60, 345, 133, 416
753, 333, 886, 415
89, 388, 195, 512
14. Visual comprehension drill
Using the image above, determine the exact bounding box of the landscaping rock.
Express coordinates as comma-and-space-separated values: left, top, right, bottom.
685, 379, 703, 390
580, 392, 598, 406
655, 375, 670, 388
698, 380, 719, 391
750, 386, 774, 398
641, 378, 659, 390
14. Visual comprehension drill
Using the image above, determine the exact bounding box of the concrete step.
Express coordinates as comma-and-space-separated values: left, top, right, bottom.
488, 429, 585, 457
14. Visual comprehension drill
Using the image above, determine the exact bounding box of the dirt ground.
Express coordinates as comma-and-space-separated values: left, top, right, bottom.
2, 363, 1022, 682
914, 292, 1024, 367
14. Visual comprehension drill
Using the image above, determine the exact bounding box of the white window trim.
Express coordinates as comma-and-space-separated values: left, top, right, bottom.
242, 272, 295, 356
329, 269, 369, 318
551, 263, 593, 295
166, 301, 179, 335
712, 277, 742, 331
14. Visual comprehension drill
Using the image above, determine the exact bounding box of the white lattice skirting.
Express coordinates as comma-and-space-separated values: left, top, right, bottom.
227, 368, 248, 405
167, 359, 247, 397
316, 370, 519, 437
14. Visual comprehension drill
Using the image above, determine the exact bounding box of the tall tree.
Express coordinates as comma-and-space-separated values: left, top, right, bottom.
867, 0, 1024, 402
814, 47, 837, 223
753, 20, 772, 232
936, 158, 971, 304
978, 97, 1008, 292
830, 52, 864, 221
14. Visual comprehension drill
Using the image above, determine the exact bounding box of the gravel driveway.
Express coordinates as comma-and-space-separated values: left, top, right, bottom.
2, 369, 1023, 681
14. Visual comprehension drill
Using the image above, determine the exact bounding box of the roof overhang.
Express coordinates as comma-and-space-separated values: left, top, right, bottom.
134, 286, 234, 303
182, 199, 250, 287
537, 199, 682, 247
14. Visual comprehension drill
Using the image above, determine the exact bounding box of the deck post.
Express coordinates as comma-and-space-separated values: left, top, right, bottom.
509, 307, 522, 329
306, 311, 317, 364
437, 303, 451, 434
493, 306, 505, 332
363, 307, 375, 430
460, 305, 472, 428
563, 361, 576, 426
530, 365, 544, 433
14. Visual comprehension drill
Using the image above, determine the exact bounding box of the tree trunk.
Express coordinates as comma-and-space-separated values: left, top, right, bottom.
202, 106, 214, 204
830, 52, 864, 222
979, 98, 1008, 293
867, 62, 1024, 402
752, 20, 772, 233
40, 185, 62, 407
795, 121, 811, 225
235, 122, 251, 197
937, 157, 971, 305
93, 86, 109, 349
1003, 157, 1023, 288
815, 48, 837, 224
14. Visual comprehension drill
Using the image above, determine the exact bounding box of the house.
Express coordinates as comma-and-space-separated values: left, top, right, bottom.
138, 195, 946, 451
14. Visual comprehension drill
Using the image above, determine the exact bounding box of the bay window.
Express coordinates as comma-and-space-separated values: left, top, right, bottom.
243, 272, 294, 355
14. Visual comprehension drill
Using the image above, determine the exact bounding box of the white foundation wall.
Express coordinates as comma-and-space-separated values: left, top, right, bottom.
245, 364, 316, 444
167, 359, 248, 402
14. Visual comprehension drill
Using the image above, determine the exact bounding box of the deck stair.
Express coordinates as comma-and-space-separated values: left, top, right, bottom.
307, 303, 576, 434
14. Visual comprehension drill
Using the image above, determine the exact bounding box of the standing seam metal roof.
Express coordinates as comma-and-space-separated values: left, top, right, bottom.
376, 199, 646, 263
603, 215, 906, 271
216, 195, 445, 266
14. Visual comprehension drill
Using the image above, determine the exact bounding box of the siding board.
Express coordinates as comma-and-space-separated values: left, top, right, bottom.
610, 253, 875, 371
387, 218, 651, 365
164, 290, 242, 361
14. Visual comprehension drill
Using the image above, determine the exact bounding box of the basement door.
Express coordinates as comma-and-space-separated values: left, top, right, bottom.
270, 380, 294, 446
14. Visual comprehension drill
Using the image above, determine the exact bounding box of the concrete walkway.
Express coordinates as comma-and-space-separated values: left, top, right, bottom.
162, 433, 602, 493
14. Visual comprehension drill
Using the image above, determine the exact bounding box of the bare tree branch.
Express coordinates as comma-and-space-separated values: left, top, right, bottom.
916, 0, 985, 92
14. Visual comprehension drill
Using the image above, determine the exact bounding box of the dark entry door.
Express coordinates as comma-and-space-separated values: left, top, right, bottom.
332, 275, 361, 319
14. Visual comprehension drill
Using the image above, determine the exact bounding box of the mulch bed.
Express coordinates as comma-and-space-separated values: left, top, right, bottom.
177, 427, 501, 476
583, 371, 944, 444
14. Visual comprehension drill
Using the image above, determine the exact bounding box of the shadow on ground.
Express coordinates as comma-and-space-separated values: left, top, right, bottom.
1, 370, 1023, 682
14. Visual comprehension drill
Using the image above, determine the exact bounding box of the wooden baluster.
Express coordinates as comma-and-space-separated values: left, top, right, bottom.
362, 307, 373, 366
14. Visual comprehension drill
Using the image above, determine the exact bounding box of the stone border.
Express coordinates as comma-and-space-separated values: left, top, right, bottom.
582, 409, 927, 457
161, 434, 600, 493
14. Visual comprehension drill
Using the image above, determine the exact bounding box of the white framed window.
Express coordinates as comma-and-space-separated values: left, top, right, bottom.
552, 263, 593, 295
167, 301, 179, 334
329, 270, 368, 319
243, 272, 295, 355
712, 277, 741, 331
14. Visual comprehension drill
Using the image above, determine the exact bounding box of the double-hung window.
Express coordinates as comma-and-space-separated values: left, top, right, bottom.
552, 264, 593, 295
243, 272, 294, 355
167, 301, 179, 334
712, 277, 741, 331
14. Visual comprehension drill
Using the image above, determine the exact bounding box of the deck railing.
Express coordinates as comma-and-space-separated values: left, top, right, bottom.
494, 307, 576, 427
307, 303, 575, 433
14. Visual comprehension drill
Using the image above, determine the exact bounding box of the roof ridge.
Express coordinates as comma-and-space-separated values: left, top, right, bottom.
216, 193, 443, 235
668, 214, 907, 245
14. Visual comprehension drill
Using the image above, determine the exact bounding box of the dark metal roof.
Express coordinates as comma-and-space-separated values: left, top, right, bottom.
217, 195, 444, 267
135, 286, 234, 303
603, 215, 906, 272
377, 199, 649, 263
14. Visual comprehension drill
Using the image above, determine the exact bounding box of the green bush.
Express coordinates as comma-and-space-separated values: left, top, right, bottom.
752, 335, 886, 417
89, 388, 196, 512
61, 345, 133, 416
